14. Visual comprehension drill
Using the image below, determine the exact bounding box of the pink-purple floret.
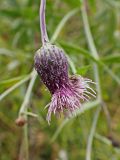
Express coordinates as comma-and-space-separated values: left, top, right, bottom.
34, 43, 96, 124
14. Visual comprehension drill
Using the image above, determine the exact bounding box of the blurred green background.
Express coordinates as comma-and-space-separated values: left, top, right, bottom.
0, 0, 120, 159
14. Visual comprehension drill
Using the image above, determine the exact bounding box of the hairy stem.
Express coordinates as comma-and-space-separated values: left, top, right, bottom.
40, 0, 49, 44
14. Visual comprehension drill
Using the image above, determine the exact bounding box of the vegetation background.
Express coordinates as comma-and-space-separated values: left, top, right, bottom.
0, 0, 120, 159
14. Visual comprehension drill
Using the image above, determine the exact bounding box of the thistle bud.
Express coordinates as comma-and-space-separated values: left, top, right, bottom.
15, 116, 27, 127
34, 43, 96, 124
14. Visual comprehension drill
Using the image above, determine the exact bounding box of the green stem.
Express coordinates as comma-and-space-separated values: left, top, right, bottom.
18, 70, 37, 160
86, 107, 101, 160
81, 1, 102, 160
19, 70, 37, 116
23, 123, 29, 160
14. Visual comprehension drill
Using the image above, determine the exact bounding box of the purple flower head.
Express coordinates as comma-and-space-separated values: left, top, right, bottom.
34, 43, 96, 124
34, 0, 96, 124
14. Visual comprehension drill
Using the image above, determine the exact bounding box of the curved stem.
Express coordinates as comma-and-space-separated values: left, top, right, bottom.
86, 107, 101, 160
81, 1, 104, 160
40, 0, 49, 44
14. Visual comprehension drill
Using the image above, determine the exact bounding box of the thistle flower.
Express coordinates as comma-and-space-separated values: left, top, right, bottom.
34, 0, 96, 124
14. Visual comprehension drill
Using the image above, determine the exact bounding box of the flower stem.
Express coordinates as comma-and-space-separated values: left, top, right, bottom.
40, 0, 49, 44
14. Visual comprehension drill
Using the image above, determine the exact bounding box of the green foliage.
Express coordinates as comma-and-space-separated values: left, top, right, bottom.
0, 0, 120, 159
